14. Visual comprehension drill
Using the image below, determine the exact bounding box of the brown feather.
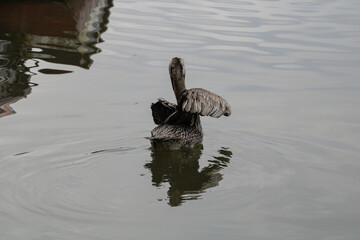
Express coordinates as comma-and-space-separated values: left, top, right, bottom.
179, 88, 231, 118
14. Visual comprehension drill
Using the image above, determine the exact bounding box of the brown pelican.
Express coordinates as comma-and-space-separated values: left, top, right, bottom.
149, 57, 231, 149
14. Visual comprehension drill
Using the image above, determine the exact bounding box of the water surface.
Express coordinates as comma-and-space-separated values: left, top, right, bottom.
1, 0, 360, 239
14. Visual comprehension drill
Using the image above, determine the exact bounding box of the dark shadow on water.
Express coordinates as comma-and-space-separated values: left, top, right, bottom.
0, 0, 113, 118
145, 145, 232, 207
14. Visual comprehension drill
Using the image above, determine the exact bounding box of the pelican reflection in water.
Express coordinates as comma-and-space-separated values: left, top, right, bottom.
149, 57, 231, 149
145, 145, 232, 206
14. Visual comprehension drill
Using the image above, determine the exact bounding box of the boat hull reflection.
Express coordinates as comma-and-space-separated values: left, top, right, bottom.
0, 0, 113, 118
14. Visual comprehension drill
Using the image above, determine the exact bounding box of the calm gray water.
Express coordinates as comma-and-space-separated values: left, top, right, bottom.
1, 0, 360, 239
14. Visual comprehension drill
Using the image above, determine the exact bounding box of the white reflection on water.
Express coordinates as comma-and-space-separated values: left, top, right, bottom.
0, 0, 360, 239
106, 0, 359, 76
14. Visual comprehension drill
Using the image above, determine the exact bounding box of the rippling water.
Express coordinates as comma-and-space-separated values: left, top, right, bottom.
1, 0, 359, 239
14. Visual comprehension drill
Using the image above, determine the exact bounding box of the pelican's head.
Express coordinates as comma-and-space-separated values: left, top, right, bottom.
169, 57, 186, 81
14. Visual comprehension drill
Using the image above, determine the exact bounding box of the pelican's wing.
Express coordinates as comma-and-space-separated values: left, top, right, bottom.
180, 88, 231, 118
151, 98, 177, 125
151, 98, 199, 126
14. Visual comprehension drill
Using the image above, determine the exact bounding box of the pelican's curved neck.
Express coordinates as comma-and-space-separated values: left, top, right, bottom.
169, 58, 186, 103
171, 75, 186, 103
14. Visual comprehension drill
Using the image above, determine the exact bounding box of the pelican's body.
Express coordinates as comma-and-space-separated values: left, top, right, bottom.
149, 57, 231, 149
